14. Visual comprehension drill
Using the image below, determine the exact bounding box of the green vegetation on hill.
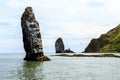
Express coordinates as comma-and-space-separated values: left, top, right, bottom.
84, 24, 120, 52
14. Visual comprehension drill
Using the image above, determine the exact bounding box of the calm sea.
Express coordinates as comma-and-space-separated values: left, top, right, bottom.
0, 53, 120, 80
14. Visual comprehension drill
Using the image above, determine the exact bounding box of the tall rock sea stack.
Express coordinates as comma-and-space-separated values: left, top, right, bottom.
84, 24, 120, 53
21, 7, 50, 61
55, 38, 65, 53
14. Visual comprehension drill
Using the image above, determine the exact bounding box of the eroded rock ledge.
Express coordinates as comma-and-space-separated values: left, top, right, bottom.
21, 7, 50, 61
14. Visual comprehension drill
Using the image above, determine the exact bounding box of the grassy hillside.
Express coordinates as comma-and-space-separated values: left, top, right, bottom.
100, 24, 120, 52
84, 24, 120, 52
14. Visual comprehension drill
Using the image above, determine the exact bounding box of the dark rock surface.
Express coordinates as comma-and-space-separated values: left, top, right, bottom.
84, 38, 104, 52
64, 48, 74, 53
55, 38, 75, 53
84, 24, 120, 53
55, 38, 65, 53
21, 7, 50, 61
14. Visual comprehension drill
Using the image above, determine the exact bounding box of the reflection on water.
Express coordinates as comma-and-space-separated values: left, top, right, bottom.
18, 61, 44, 80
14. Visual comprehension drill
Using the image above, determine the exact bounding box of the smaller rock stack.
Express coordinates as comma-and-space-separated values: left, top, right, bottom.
21, 7, 50, 61
55, 38, 65, 53
55, 38, 74, 53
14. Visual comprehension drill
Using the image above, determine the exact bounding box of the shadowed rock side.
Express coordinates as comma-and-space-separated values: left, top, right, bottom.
84, 24, 120, 53
55, 38, 65, 53
21, 7, 50, 61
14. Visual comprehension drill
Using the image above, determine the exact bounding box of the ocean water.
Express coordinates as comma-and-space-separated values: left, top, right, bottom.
0, 53, 120, 80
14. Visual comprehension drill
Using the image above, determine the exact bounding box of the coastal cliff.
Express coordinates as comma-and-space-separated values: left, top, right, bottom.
84, 24, 120, 53
21, 7, 50, 61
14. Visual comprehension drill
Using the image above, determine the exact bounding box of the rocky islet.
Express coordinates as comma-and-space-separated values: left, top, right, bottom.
55, 38, 74, 53
55, 37, 65, 53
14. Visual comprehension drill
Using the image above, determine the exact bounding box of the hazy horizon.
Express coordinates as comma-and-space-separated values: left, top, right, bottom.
0, 0, 120, 53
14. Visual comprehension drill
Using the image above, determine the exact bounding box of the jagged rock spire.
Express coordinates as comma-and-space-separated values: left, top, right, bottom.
21, 7, 50, 61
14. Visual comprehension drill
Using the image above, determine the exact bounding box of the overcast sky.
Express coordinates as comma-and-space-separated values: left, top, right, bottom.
0, 0, 120, 53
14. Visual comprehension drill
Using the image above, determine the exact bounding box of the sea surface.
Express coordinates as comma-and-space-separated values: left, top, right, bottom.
0, 53, 120, 80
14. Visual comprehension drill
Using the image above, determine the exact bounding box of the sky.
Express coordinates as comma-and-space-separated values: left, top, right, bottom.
0, 0, 120, 53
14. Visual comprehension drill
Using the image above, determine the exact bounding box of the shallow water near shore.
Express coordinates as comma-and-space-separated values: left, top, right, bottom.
0, 53, 120, 80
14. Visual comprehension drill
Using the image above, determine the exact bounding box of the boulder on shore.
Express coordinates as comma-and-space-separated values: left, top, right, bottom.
21, 7, 50, 61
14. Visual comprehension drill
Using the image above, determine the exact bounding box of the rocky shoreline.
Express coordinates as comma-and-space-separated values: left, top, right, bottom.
52, 53, 120, 58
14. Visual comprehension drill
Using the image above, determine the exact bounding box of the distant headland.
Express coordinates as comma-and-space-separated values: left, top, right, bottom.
84, 24, 120, 53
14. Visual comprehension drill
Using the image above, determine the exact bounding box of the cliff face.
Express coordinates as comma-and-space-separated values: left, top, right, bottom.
55, 38, 65, 53
84, 24, 120, 53
21, 7, 50, 61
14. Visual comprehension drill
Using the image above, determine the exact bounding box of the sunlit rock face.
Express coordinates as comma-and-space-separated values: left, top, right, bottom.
55, 38, 65, 53
21, 7, 50, 61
